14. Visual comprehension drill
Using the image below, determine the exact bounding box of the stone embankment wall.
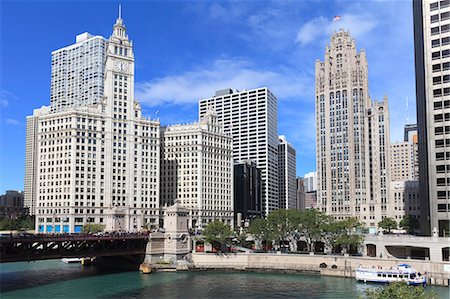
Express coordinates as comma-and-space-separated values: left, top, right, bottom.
191, 252, 450, 286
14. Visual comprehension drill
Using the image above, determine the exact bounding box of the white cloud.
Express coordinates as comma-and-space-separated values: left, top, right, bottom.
135, 59, 310, 107
0, 89, 17, 108
296, 16, 328, 45
5, 118, 21, 126
296, 14, 378, 45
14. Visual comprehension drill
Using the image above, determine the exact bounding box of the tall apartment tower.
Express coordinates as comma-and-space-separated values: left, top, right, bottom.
50, 33, 107, 112
27, 12, 161, 233
413, 0, 450, 236
199, 88, 279, 216
315, 29, 391, 229
278, 136, 297, 210
160, 110, 233, 228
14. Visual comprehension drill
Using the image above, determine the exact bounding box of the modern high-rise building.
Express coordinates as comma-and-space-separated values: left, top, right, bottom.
234, 161, 262, 226
296, 177, 305, 211
404, 123, 418, 142
315, 29, 391, 229
278, 135, 297, 210
160, 110, 234, 228
199, 88, 279, 216
402, 124, 420, 180
50, 33, 107, 112
413, 0, 450, 236
303, 171, 317, 192
26, 12, 161, 233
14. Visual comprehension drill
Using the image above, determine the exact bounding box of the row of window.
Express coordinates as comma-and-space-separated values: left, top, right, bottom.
431, 0, 450, 11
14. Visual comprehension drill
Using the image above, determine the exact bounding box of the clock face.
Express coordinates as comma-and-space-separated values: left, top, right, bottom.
122, 61, 128, 72
113, 60, 128, 73
114, 60, 122, 71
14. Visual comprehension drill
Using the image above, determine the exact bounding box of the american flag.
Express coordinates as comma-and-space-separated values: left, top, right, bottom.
333, 16, 342, 22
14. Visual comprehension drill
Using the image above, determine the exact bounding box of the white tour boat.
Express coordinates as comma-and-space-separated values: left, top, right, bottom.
355, 263, 427, 286
61, 258, 83, 263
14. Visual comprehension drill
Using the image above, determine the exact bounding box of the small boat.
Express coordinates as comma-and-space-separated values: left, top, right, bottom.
355, 263, 427, 286
61, 258, 83, 264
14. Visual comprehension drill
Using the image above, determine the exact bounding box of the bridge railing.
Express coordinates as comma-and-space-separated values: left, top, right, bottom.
0, 232, 149, 243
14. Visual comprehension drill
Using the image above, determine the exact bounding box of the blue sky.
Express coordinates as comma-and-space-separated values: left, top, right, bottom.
0, 0, 416, 193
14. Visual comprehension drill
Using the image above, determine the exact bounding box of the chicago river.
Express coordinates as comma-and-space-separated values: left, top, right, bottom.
1, 260, 448, 299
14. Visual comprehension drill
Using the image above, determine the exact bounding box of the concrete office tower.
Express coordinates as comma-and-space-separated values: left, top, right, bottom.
278, 136, 297, 210
296, 177, 305, 211
305, 191, 318, 210
410, 130, 420, 180
414, 0, 450, 236
29, 12, 161, 233
367, 98, 391, 226
390, 142, 416, 181
199, 88, 278, 216
50, 33, 107, 112
315, 29, 391, 229
398, 124, 419, 180
234, 161, 262, 227
0, 190, 26, 218
24, 106, 50, 215
303, 171, 317, 192
160, 110, 233, 228
389, 181, 420, 222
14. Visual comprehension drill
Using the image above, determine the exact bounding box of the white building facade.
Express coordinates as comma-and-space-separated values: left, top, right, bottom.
27, 13, 161, 233
414, 0, 450, 236
315, 29, 392, 229
50, 33, 107, 112
199, 88, 279, 216
160, 111, 234, 228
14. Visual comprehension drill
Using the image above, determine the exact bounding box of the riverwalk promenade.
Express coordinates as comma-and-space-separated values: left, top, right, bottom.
187, 252, 450, 286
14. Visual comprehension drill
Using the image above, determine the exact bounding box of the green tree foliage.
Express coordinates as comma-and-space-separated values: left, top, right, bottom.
378, 217, 398, 233
248, 218, 272, 247
267, 209, 295, 246
201, 220, 232, 252
333, 217, 364, 253
399, 215, 420, 234
297, 209, 331, 253
81, 223, 105, 233
364, 282, 435, 299
0, 215, 35, 231
248, 210, 364, 254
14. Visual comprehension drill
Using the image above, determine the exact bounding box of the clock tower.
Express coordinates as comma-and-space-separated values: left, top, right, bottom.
104, 5, 135, 117
101, 7, 160, 232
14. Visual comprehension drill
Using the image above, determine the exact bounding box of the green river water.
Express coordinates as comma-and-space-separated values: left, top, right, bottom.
0, 260, 448, 298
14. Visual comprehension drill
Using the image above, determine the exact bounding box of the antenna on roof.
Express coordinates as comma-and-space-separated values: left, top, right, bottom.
119, 4, 122, 19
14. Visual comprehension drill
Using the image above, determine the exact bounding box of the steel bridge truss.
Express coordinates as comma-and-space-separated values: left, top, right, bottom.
0, 234, 149, 263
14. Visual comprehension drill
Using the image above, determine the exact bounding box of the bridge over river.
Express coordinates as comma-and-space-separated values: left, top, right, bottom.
0, 233, 149, 263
